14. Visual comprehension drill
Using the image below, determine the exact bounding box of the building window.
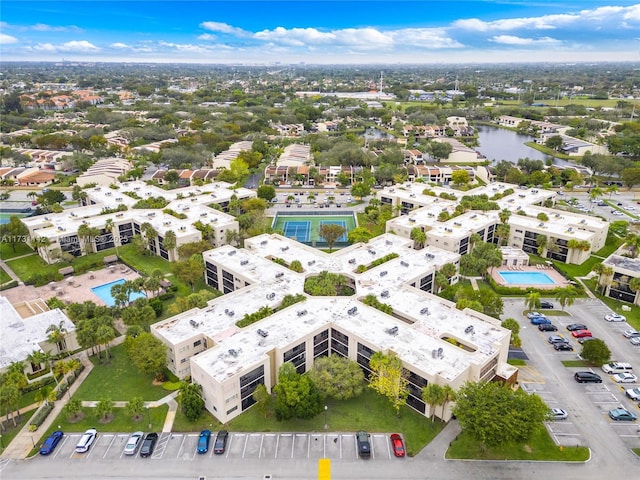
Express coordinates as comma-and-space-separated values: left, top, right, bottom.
283, 342, 307, 374
331, 328, 349, 357
194, 340, 202, 347
313, 330, 329, 358
239, 365, 265, 411
226, 406, 238, 415
356, 342, 375, 375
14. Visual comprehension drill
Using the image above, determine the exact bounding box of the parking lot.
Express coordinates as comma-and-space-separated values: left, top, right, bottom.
41, 431, 403, 462
505, 298, 640, 450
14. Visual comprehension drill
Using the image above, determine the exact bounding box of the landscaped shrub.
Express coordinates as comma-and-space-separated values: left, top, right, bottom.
149, 297, 164, 316
0, 280, 18, 290
21, 376, 56, 394
30, 403, 54, 430
158, 292, 175, 301
26, 272, 63, 287
236, 305, 274, 328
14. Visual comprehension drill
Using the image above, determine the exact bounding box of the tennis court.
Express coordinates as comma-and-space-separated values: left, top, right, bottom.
273, 212, 357, 247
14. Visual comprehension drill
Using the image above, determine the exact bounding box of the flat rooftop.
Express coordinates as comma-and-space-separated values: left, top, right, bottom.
603, 254, 640, 273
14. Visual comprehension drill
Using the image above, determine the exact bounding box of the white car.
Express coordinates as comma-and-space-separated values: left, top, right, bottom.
604, 313, 626, 322
548, 408, 568, 420
123, 431, 144, 455
627, 206, 636, 211
623, 329, 640, 338
612, 373, 638, 383
626, 387, 640, 400
631, 337, 640, 346
75, 428, 97, 453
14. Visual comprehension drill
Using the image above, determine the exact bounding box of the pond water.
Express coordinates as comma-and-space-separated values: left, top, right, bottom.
476, 125, 570, 166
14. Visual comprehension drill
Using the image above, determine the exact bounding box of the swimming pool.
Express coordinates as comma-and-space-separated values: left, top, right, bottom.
498, 271, 556, 285
91, 279, 147, 307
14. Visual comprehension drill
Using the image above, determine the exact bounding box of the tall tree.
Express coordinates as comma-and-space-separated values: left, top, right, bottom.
46, 321, 68, 356
252, 383, 273, 419
525, 292, 541, 311
308, 355, 365, 401
179, 382, 205, 422
410, 227, 427, 249
126, 332, 167, 380
555, 286, 578, 311
368, 351, 408, 417
580, 338, 611, 366
0, 216, 29, 253
422, 383, 446, 422
273, 362, 323, 421
125, 397, 145, 421
453, 381, 548, 447
319, 223, 346, 253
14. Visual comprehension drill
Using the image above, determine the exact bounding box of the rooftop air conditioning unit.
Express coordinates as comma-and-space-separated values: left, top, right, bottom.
381, 290, 389, 298
380, 271, 387, 277
257, 329, 269, 338
347, 307, 358, 315
387, 326, 398, 336
240, 259, 248, 266
420, 307, 430, 315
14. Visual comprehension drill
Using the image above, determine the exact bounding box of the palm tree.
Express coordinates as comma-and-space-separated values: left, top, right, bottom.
104, 218, 119, 257
77, 223, 93, 255
624, 233, 640, 258
606, 184, 619, 198
162, 230, 177, 260
468, 232, 482, 253
96, 324, 116, 360
421, 384, 446, 422
410, 227, 427, 249
526, 291, 541, 311
46, 322, 68, 356
30, 236, 52, 263
588, 187, 603, 210
555, 286, 578, 311
629, 277, 640, 303
35, 385, 56, 406
27, 191, 38, 202
499, 209, 511, 225
440, 385, 456, 420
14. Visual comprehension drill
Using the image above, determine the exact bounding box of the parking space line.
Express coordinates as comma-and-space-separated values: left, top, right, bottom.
241, 433, 249, 458
101, 434, 117, 459
307, 434, 310, 458
225, 434, 234, 459
52, 436, 71, 459
176, 434, 187, 458
258, 434, 264, 459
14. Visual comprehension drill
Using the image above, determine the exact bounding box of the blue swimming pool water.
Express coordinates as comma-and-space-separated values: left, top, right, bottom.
91, 279, 147, 307
498, 271, 556, 285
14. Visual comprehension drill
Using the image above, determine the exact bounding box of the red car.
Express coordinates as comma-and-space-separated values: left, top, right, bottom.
571, 329, 593, 338
390, 433, 405, 457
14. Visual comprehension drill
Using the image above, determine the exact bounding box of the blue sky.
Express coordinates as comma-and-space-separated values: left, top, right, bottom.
1, 1, 639, 64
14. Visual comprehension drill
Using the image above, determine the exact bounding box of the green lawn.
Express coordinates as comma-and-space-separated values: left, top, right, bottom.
508, 359, 527, 366
6, 248, 118, 283
118, 244, 171, 274
561, 360, 595, 368
593, 234, 622, 258
0, 409, 36, 454
72, 344, 167, 401
446, 427, 589, 461
0, 265, 12, 284
0, 240, 34, 260
172, 407, 223, 433
226, 388, 444, 457
356, 213, 386, 238
39, 404, 168, 438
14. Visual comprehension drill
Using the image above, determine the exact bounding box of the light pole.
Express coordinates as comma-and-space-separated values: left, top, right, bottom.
324, 405, 328, 430
0, 433, 3, 453
146, 406, 151, 429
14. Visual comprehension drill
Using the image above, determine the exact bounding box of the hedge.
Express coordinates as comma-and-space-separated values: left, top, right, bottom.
0, 280, 18, 290
29, 403, 54, 430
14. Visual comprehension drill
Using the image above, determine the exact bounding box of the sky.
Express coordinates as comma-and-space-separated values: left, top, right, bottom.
1, 1, 639, 64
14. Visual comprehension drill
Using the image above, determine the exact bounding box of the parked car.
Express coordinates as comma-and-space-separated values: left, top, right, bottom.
530, 316, 551, 325
538, 323, 558, 332
574, 371, 602, 383
578, 337, 597, 344
571, 329, 593, 338
123, 431, 144, 455
602, 362, 633, 374
540, 301, 554, 309
625, 387, 640, 400
623, 329, 640, 338
631, 337, 640, 346
608, 408, 637, 421
612, 373, 638, 383
356, 430, 371, 459
527, 312, 544, 318
548, 408, 568, 421
75, 428, 97, 453
390, 433, 405, 457
566, 323, 588, 331
547, 335, 568, 344
554, 342, 574, 351
140, 433, 158, 458
604, 313, 626, 322
39, 430, 64, 455
213, 430, 228, 455
197, 429, 211, 454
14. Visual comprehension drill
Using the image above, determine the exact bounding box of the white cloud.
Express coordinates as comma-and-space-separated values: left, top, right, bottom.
491, 35, 561, 46
199, 21, 249, 37
197, 33, 217, 41
32, 40, 99, 53
391, 28, 464, 48
453, 4, 640, 32
30, 23, 82, 32
110, 42, 130, 49
0, 33, 18, 44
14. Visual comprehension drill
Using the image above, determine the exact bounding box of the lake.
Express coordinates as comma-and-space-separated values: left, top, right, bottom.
476, 125, 570, 166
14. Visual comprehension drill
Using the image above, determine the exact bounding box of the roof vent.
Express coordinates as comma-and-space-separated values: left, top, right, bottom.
368, 249, 376, 255
464, 325, 474, 334
228, 349, 238, 357
308, 260, 315, 266
381, 290, 389, 298
380, 271, 387, 277
432, 349, 438, 359
189, 319, 199, 328
224, 309, 234, 316
347, 307, 358, 315
281, 246, 289, 251
420, 307, 430, 315
400, 261, 409, 267
437, 347, 444, 358
386, 240, 393, 245
297, 309, 307, 317
228, 250, 236, 256
348, 258, 356, 264
260, 240, 267, 246
266, 292, 276, 300
240, 259, 248, 266
257, 329, 269, 338
387, 326, 398, 336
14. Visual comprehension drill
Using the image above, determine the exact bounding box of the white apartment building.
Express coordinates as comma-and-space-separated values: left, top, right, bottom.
151, 233, 515, 424
381, 182, 608, 265
601, 254, 640, 305
22, 181, 254, 264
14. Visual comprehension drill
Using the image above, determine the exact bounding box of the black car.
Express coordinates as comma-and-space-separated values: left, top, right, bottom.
566, 323, 588, 332
574, 371, 602, 383
540, 301, 554, 309
554, 343, 574, 351
357, 430, 371, 459
139, 433, 158, 458
538, 323, 558, 332
213, 430, 228, 455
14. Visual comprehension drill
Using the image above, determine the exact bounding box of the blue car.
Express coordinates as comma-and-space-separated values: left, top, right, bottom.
530, 316, 550, 325
197, 429, 211, 454
39, 430, 64, 455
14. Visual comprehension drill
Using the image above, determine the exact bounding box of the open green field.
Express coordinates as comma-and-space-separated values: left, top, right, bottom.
0, 239, 34, 260
0, 265, 12, 284
72, 344, 167, 402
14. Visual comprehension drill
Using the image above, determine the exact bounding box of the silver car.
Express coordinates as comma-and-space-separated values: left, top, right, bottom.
123, 431, 144, 455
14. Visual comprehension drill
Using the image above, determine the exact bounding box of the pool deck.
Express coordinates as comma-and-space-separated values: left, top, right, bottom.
490, 265, 570, 289
0, 265, 142, 311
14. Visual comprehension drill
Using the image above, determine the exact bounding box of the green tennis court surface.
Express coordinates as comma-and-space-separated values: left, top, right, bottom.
273, 212, 357, 247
